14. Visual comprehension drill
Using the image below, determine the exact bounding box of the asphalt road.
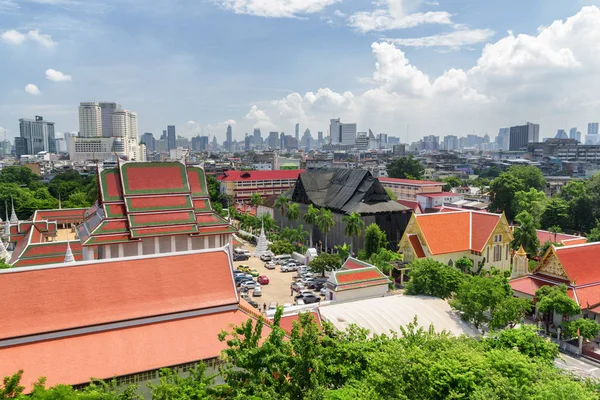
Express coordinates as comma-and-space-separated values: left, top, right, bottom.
555, 353, 600, 378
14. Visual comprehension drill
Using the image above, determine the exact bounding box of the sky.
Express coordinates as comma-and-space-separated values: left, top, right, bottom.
2, 0, 600, 143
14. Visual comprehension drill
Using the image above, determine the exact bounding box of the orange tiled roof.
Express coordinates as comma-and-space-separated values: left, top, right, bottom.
0, 309, 254, 390
536, 230, 585, 246
0, 249, 237, 341
554, 243, 600, 286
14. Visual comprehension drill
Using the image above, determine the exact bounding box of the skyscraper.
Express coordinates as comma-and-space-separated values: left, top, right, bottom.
317, 131, 323, 145
330, 118, 356, 145
496, 128, 510, 150
295, 123, 299, 142
141, 132, 155, 151
268, 132, 279, 149
253, 128, 262, 148
569, 127, 581, 142
98, 102, 121, 138
555, 129, 568, 139
588, 122, 599, 136
112, 109, 137, 139
78, 102, 102, 137
17, 116, 56, 158
226, 124, 233, 152
330, 119, 341, 144
167, 125, 176, 150
443, 135, 458, 151
509, 122, 539, 151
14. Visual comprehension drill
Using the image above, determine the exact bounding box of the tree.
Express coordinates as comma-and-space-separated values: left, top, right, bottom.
147, 364, 212, 399
540, 198, 569, 230
511, 211, 540, 256
489, 296, 533, 330
387, 156, 424, 180
309, 253, 342, 276
274, 195, 290, 229
364, 223, 386, 258
538, 241, 561, 258
384, 188, 397, 201
548, 225, 562, 243
454, 257, 473, 274
404, 259, 464, 299
507, 165, 546, 191
0, 166, 42, 189
334, 243, 351, 261
536, 285, 581, 334
441, 176, 461, 192
586, 219, 600, 243
515, 188, 547, 228
286, 203, 300, 224
268, 240, 296, 255
249, 193, 264, 207
64, 191, 91, 208
369, 248, 402, 276
484, 325, 559, 362
317, 208, 335, 252
303, 204, 319, 247
488, 173, 525, 221
563, 318, 600, 340
342, 212, 364, 255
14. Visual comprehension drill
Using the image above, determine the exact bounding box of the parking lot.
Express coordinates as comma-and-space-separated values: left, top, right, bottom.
232, 242, 323, 313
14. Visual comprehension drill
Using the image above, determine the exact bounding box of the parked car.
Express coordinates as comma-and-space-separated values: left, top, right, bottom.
240, 292, 250, 301
260, 253, 273, 261
291, 281, 305, 292
233, 269, 243, 275
320, 287, 327, 296
295, 293, 320, 304
248, 299, 260, 309
238, 265, 251, 273
264, 261, 276, 270
295, 290, 316, 298
253, 287, 263, 297
240, 280, 260, 290
235, 274, 253, 284
283, 303, 292, 308
249, 268, 260, 277
257, 275, 270, 285
307, 282, 324, 290
281, 264, 298, 272
233, 253, 249, 261
268, 301, 278, 310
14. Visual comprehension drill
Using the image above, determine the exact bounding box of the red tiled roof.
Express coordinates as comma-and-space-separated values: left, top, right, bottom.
0, 309, 253, 389
408, 234, 426, 258
121, 162, 189, 195
554, 243, 600, 286
217, 169, 305, 182
0, 249, 236, 341
335, 268, 388, 284
343, 257, 373, 270
418, 192, 461, 198
536, 230, 584, 246
130, 224, 199, 238
509, 276, 549, 297
379, 177, 442, 186
563, 238, 588, 246
129, 211, 196, 227
100, 169, 123, 202
187, 166, 209, 197
573, 285, 600, 310
34, 209, 86, 222
276, 312, 321, 335
397, 200, 423, 213
125, 195, 193, 213
194, 199, 212, 213
471, 212, 501, 252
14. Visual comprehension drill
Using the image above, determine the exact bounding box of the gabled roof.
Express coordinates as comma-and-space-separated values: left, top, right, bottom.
409, 210, 506, 255
290, 169, 410, 214
342, 257, 373, 270
551, 242, 600, 286
536, 229, 586, 246
0, 248, 237, 341
328, 258, 390, 292
397, 200, 423, 214
408, 234, 426, 258
217, 169, 305, 182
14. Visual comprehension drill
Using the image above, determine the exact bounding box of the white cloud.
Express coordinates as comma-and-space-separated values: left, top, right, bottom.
214, 0, 341, 18
333, 9, 345, 17
187, 120, 197, 125
349, 0, 452, 32
235, 6, 600, 141
45, 69, 72, 82
25, 84, 41, 95
1, 29, 56, 47
245, 105, 276, 130
388, 28, 495, 48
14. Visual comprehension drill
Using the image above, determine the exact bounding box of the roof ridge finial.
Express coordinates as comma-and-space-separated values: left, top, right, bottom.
64, 227, 75, 263
9, 197, 18, 225
3, 203, 9, 237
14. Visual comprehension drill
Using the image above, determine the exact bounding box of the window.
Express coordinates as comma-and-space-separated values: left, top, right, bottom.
506, 244, 509, 260
487, 246, 489, 261
493, 244, 502, 262
494, 234, 502, 242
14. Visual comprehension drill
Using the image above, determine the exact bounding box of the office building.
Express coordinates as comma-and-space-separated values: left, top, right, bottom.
496, 128, 510, 151
218, 169, 304, 203
423, 135, 439, 151
141, 132, 155, 152
267, 132, 279, 149
225, 124, 233, 152
341, 123, 357, 145
555, 129, 568, 139
509, 122, 539, 151
569, 127, 580, 142
191, 135, 208, 151
443, 135, 458, 151
78, 103, 102, 138
355, 132, 369, 150
17, 116, 56, 158
253, 128, 262, 148
295, 123, 299, 142
317, 131, 323, 146
388, 136, 400, 145
167, 125, 176, 151
392, 144, 406, 156
99, 102, 121, 138
300, 129, 312, 151
588, 122, 599, 136
330, 119, 340, 144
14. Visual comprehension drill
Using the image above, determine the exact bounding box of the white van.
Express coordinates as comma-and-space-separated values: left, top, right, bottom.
234, 248, 251, 256
273, 254, 292, 264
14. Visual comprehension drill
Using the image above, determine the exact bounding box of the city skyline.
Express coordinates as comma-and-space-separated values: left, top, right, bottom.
2, 2, 600, 142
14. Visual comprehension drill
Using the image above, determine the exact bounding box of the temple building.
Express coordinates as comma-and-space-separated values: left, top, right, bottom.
398, 210, 513, 272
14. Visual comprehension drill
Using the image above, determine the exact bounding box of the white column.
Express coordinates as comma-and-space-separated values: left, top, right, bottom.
118, 244, 124, 258
187, 237, 192, 251
204, 236, 209, 249
170, 236, 176, 253
137, 241, 143, 256
105, 245, 111, 259
154, 236, 160, 254
215, 234, 221, 247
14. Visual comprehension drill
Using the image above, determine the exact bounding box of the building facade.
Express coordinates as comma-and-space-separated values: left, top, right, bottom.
17, 116, 56, 158
379, 177, 443, 201
78, 102, 102, 138
510, 122, 539, 151
218, 169, 304, 203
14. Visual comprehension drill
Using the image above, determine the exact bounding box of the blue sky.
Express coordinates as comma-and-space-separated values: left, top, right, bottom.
1, 0, 600, 143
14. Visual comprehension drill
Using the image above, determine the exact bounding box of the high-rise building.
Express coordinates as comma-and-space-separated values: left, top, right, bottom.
295, 123, 299, 142
78, 102, 102, 138
167, 125, 176, 150
141, 132, 155, 151
588, 122, 599, 136
422, 135, 439, 151
317, 131, 323, 146
99, 102, 121, 138
226, 124, 233, 152
443, 135, 458, 151
341, 123, 357, 145
300, 129, 312, 151
191, 135, 208, 151
496, 128, 510, 151
253, 128, 262, 148
355, 132, 368, 150
509, 122, 539, 151
280, 132, 285, 150
330, 119, 340, 144
17, 116, 56, 158
555, 129, 568, 139
569, 127, 581, 142
268, 132, 279, 149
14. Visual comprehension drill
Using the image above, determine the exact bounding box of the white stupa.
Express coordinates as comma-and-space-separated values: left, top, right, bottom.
64, 241, 75, 263
9, 198, 18, 225
0, 239, 8, 262
253, 216, 270, 258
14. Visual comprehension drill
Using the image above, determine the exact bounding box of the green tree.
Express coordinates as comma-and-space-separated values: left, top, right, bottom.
562, 318, 600, 340
64, 191, 91, 208
489, 296, 533, 330
404, 258, 464, 299
317, 208, 335, 253
484, 325, 559, 362
309, 253, 342, 276
369, 248, 402, 276
507, 165, 546, 191
364, 223, 387, 258
384, 188, 397, 201
511, 211, 540, 256
454, 257, 473, 274
286, 203, 300, 225
334, 243, 351, 262
586, 219, 600, 243
540, 198, 569, 230
441, 176, 461, 192
268, 240, 296, 255
515, 188, 547, 228
342, 212, 364, 255
0, 166, 42, 189
548, 225, 562, 243
274, 195, 290, 229
249, 192, 264, 207
303, 204, 319, 248
536, 285, 581, 334
147, 364, 212, 400
488, 173, 524, 221
387, 156, 424, 180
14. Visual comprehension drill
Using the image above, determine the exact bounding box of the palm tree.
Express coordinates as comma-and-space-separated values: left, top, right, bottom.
549, 225, 562, 243
249, 193, 264, 207
342, 212, 364, 256
287, 203, 300, 224
274, 195, 290, 229
303, 204, 319, 247
317, 208, 335, 253
335, 243, 351, 261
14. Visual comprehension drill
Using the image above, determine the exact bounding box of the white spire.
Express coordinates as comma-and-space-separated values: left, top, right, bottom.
64, 241, 75, 263
58, 193, 62, 210
3, 204, 9, 238
0, 239, 7, 261
252, 214, 270, 258
9, 198, 18, 225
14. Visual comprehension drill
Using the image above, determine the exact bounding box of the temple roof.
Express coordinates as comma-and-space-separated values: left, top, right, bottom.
327, 257, 391, 292
79, 161, 234, 245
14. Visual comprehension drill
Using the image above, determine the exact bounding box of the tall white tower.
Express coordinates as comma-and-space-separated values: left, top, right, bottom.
78, 102, 102, 137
